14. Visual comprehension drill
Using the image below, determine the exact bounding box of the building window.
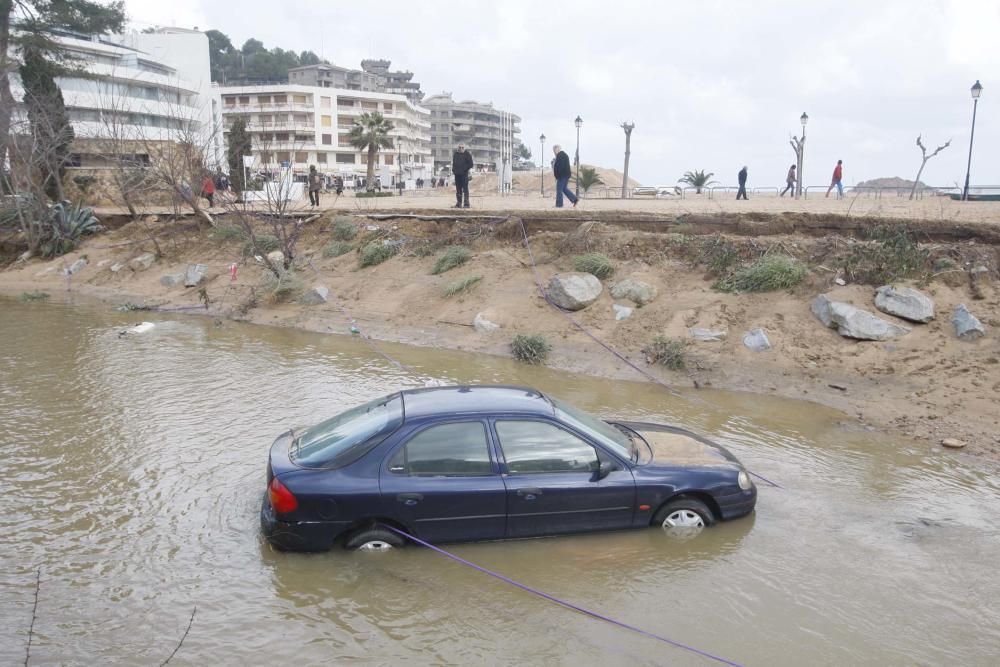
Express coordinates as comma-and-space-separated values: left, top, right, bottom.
362, 101, 378, 111
273, 95, 287, 103
293, 94, 307, 104
257, 95, 271, 104
321, 115, 332, 127
295, 152, 308, 163
336, 154, 355, 164
224, 97, 236, 106
238, 96, 250, 105
316, 153, 327, 163
384, 154, 393, 166
260, 152, 273, 163
294, 135, 311, 142
276, 151, 291, 163
275, 133, 289, 141
320, 96, 331, 108
321, 134, 332, 145
383, 103, 393, 113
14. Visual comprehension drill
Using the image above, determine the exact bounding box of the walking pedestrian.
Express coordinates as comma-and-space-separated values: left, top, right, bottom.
826, 160, 844, 199
736, 166, 749, 200
308, 165, 322, 207
780, 164, 797, 197
452, 144, 474, 208
551, 145, 577, 208
201, 174, 215, 208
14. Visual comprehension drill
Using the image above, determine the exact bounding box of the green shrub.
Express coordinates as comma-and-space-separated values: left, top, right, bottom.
37, 201, 102, 257
511, 334, 551, 364
212, 224, 245, 242
262, 269, 303, 303
933, 257, 957, 272
844, 224, 929, 285
700, 236, 741, 276
358, 242, 399, 268
714, 255, 807, 293
645, 336, 687, 370
323, 240, 354, 258
443, 275, 482, 297
243, 234, 281, 256
572, 252, 615, 279
432, 246, 472, 274
331, 217, 357, 241
20, 290, 50, 302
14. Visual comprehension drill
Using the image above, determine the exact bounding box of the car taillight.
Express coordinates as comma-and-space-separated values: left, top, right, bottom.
269, 478, 298, 513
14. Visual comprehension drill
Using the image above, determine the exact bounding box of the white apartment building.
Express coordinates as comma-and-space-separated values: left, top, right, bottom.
423, 93, 521, 173
217, 84, 432, 184
10, 27, 217, 168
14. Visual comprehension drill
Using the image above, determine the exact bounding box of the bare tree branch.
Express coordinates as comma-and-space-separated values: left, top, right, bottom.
910, 134, 951, 200
159, 606, 196, 667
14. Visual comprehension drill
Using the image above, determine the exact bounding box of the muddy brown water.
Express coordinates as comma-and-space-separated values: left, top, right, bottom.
2, 299, 999, 666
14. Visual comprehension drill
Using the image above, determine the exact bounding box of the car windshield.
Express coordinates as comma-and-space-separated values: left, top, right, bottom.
291, 393, 403, 468
550, 397, 632, 461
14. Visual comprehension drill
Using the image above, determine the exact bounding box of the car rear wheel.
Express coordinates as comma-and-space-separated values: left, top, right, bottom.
653, 498, 715, 538
344, 527, 405, 551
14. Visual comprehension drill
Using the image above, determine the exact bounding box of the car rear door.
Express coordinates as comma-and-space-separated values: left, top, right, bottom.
379, 420, 507, 543
493, 419, 636, 539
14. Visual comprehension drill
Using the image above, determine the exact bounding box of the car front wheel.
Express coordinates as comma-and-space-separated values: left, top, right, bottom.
653, 498, 715, 538
344, 526, 406, 551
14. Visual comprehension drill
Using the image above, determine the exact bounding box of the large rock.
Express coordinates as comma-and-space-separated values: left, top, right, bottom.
184, 263, 208, 287
612, 304, 633, 321
952, 304, 985, 340
266, 250, 285, 265
129, 253, 156, 271
874, 285, 935, 323
689, 327, 727, 342
742, 328, 771, 351
300, 285, 329, 305
609, 278, 658, 307
546, 272, 603, 311
473, 312, 500, 333
64, 257, 87, 275
160, 272, 185, 287
812, 294, 911, 341
110, 261, 127, 273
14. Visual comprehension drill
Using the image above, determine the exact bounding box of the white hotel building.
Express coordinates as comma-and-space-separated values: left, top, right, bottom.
216, 84, 433, 184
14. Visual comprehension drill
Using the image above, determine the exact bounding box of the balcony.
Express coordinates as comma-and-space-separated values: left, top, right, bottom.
224, 101, 314, 113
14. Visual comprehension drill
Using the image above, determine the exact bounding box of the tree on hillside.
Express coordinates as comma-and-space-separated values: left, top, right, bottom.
241, 38, 265, 55
0, 0, 125, 190
227, 116, 252, 194
205, 29, 234, 82
910, 135, 950, 200
348, 112, 394, 192
513, 139, 531, 169
678, 169, 718, 194
576, 166, 604, 194
299, 51, 321, 66
19, 45, 74, 201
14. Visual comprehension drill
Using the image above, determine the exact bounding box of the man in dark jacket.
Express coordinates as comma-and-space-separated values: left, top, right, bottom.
551, 145, 577, 208
736, 166, 748, 200
452, 144, 474, 208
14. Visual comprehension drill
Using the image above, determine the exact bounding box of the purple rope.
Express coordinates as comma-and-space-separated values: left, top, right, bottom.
515, 218, 782, 490
383, 525, 744, 667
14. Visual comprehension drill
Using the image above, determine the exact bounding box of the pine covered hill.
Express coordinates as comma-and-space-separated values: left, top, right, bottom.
206, 30, 325, 85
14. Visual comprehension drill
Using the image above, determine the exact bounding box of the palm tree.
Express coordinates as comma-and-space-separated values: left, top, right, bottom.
348, 112, 394, 191
677, 169, 718, 194
576, 165, 604, 194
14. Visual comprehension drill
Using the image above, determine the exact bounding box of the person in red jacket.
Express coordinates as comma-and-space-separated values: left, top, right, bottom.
201, 175, 216, 207
826, 160, 844, 199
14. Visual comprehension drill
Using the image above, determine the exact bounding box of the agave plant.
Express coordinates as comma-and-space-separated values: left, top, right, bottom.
576, 166, 604, 194
38, 201, 102, 257
677, 170, 719, 194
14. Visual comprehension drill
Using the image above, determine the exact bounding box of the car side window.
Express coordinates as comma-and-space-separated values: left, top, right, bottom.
495, 420, 599, 474
388, 422, 493, 476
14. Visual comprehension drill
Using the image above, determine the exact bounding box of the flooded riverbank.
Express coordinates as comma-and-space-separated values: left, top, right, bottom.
2, 299, 998, 665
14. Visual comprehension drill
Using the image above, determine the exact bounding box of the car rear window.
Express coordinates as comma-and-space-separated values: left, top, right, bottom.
291, 393, 403, 468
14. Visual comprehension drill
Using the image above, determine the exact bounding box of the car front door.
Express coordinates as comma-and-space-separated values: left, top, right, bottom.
379, 420, 507, 543
493, 419, 636, 539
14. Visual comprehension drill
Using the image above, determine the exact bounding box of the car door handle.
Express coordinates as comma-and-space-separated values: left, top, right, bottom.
517, 488, 543, 500
396, 493, 423, 505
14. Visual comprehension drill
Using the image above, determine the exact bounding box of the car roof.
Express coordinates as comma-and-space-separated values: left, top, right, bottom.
400, 385, 554, 420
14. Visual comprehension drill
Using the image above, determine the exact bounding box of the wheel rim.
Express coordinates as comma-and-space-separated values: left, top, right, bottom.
661, 509, 706, 539
357, 540, 393, 551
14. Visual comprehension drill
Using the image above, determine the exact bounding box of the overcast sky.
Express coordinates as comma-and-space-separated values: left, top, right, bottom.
126, 0, 999, 189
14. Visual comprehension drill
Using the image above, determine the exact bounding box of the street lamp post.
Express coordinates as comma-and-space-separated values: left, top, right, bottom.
539, 133, 546, 196
574, 115, 582, 199
798, 112, 808, 199
962, 80, 983, 201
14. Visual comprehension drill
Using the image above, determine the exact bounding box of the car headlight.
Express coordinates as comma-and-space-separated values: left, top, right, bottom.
738, 470, 752, 490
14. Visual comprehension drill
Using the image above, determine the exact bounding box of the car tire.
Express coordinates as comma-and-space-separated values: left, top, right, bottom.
344, 526, 406, 552
653, 498, 716, 536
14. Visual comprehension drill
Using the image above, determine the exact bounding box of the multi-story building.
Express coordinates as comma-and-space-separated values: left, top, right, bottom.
217, 84, 432, 184
10, 27, 216, 165
287, 59, 423, 103
423, 93, 520, 174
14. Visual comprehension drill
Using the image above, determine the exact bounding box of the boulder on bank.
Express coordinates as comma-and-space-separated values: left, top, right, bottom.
266, 250, 285, 266
64, 257, 87, 275
129, 253, 156, 271
473, 312, 500, 333
546, 272, 602, 311
612, 304, 633, 321
743, 328, 771, 351
160, 272, 185, 287
952, 304, 985, 340
300, 285, 329, 305
184, 263, 208, 287
812, 294, 911, 341
689, 327, 727, 342
609, 278, 658, 306
874, 285, 934, 323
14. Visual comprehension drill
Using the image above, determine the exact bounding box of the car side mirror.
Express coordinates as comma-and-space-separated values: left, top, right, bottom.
595, 460, 616, 481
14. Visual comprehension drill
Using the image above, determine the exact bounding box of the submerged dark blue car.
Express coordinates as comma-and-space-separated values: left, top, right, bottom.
261, 385, 756, 551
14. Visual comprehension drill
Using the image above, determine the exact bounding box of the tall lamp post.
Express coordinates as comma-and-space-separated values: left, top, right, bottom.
539, 133, 546, 196
798, 112, 808, 199
962, 80, 983, 201
574, 115, 583, 198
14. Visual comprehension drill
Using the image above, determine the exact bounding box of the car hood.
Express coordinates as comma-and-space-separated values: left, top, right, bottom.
617, 421, 741, 468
